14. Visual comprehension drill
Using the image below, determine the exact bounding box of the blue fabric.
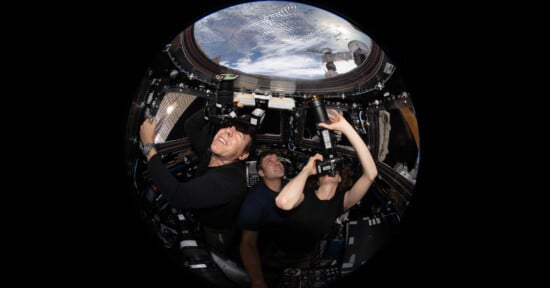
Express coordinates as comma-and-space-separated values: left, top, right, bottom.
238, 179, 289, 231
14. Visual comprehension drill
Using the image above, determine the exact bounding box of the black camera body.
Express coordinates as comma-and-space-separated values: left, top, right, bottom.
306, 95, 337, 158
306, 94, 343, 176
316, 157, 343, 176
206, 74, 265, 133
205, 74, 239, 127
235, 107, 265, 134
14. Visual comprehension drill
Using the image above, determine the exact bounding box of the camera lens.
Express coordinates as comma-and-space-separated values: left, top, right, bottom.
306, 95, 336, 156
307, 95, 330, 127
218, 80, 234, 106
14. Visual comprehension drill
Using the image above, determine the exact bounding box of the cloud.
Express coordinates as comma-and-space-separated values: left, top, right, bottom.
194, 1, 372, 79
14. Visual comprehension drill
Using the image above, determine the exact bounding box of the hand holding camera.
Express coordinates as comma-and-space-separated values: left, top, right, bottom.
306, 95, 349, 176
316, 156, 344, 176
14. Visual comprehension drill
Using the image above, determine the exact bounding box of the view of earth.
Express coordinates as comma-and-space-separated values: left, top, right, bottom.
194, 1, 373, 79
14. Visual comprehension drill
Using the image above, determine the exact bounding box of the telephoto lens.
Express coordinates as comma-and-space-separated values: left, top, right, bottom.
307, 95, 330, 127
217, 77, 236, 114
306, 95, 336, 158
205, 74, 238, 129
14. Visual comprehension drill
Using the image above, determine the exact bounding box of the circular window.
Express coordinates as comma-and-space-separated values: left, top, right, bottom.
126, 1, 420, 287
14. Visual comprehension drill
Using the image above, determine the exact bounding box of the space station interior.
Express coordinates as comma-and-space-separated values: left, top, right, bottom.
125, 16, 419, 288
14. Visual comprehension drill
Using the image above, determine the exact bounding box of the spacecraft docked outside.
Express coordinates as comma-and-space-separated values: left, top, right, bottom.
125, 1, 419, 287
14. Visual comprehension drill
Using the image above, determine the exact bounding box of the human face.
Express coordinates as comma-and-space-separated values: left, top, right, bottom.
319, 172, 341, 185
210, 125, 251, 161
259, 154, 285, 180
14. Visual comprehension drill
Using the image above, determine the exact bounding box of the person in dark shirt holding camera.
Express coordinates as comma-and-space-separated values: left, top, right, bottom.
274, 108, 378, 269
139, 105, 255, 256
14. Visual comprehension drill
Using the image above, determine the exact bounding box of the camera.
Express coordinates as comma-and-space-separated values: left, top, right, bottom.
206, 74, 266, 133
306, 95, 337, 158
205, 74, 239, 127
304, 94, 343, 176
237, 107, 266, 133
316, 157, 343, 176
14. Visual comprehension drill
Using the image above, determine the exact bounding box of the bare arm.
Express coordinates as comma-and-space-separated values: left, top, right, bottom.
140, 117, 158, 160
276, 153, 323, 210
319, 109, 378, 210
240, 230, 268, 288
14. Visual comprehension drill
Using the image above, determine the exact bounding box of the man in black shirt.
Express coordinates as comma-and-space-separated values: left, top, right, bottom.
140, 107, 254, 256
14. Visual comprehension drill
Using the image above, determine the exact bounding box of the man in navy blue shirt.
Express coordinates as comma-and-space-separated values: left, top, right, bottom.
238, 150, 289, 288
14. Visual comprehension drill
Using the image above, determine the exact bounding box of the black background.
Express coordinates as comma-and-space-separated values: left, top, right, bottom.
44, 0, 467, 286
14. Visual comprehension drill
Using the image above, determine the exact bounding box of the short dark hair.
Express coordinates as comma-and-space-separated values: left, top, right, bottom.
255, 150, 278, 171
232, 121, 256, 155
243, 133, 255, 155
